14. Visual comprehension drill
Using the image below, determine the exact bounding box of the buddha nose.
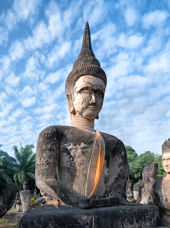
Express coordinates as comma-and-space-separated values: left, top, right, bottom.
165, 161, 169, 166
90, 93, 97, 104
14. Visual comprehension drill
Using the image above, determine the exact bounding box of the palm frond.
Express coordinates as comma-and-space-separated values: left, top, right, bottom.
1, 173, 12, 183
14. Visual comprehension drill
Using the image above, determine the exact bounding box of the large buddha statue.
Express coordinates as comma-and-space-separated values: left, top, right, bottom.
35, 22, 129, 209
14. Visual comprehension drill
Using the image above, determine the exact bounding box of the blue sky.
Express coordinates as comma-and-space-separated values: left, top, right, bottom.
0, 0, 170, 157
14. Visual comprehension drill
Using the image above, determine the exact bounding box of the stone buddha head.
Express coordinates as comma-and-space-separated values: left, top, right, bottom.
65, 22, 107, 123
162, 138, 170, 174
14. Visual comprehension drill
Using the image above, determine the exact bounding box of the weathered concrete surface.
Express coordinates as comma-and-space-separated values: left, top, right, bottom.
150, 139, 170, 227
134, 163, 158, 204
0, 183, 17, 217
19, 204, 159, 228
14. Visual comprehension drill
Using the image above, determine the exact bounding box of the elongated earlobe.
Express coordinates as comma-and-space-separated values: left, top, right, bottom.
96, 114, 99, 119
67, 93, 76, 115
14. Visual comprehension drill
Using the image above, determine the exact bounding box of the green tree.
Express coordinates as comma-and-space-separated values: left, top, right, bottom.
154, 154, 166, 179
13, 144, 36, 188
126, 147, 159, 186
126, 146, 138, 185
0, 145, 16, 183
134, 151, 155, 180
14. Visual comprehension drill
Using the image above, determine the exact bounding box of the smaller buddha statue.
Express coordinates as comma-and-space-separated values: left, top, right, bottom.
150, 138, 170, 226
20, 180, 31, 212
133, 163, 158, 204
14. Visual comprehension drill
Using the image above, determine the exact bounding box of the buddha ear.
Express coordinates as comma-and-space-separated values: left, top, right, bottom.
96, 114, 99, 119
67, 93, 75, 115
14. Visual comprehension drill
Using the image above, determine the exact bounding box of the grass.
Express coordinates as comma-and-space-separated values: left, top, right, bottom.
0, 207, 20, 228
0, 219, 18, 227
7, 208, 22, 213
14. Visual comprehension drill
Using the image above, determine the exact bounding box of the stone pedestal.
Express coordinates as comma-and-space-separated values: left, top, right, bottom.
19, 204, 159, 228
16, 204, 21, 212
20, 190, 31, 212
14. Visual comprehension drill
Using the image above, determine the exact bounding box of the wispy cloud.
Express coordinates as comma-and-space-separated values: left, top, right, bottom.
5, 72, 20, 87
1, 0, 42, 31
0, 0, 170, 157
142, 10, 169, 28
125, 7, 138, 27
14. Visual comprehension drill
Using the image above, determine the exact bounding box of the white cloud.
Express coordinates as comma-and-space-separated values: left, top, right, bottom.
41, 65, 72, 90
142, 10, 169, 28
83, 0, 108, 26
5, 72, 20, 87
91, 22, 117, 59
44, 71, 62, 84
125, 8, 138, 27
0, 92, 8, 105
0, 27, 8, 45
9, 40, 25, 61
45, 1, 64, 41
13, 0, 41, 21
0, 56, 11, 72
47, 41, 71, 67
39, 113, 53, 121
19, 86, 36, 107
141, 32, 163, 56
120, 75, 149, 90
0, 103, 14, 118
24, 22, 50, 51
21, 96, 36, 107
7, 108, 23, 123
24, 1, 67, 52
144, 52, 170, 73
117, 33, 144, 49
34, 103, 57, 114
20, 86, 35, 97
1, 0, 42, 31
24, 55, 44, 80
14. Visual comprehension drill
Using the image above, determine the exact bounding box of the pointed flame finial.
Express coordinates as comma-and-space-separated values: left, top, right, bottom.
78, 22, 95, 58
65, 22, 107, 98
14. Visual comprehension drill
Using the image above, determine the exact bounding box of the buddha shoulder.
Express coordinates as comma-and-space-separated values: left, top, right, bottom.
38, 125, 65, 143
100, 131, 126, 154
37, 126, 94, 143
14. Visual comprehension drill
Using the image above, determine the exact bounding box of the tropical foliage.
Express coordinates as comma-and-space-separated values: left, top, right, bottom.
126, 146, 166, 186
13, 144, 36, 188
0, 145, 16, 183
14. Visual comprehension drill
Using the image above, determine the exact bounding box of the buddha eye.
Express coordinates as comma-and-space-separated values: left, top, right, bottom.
78, 87, 93, 95
79, 90, 92, 95
95, 90, 104, 98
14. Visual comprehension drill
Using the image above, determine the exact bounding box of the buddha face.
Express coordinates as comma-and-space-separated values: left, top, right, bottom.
73, 75, 105, 120
162, 153, 170, 174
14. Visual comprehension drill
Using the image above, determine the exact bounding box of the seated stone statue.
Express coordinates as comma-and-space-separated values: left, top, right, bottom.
133, 163, 158, 204
150, 138, 170, 226
0, 183, 17, 217
35, 22, 129, 209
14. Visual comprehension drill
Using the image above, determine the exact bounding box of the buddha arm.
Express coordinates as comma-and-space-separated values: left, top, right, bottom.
108, 139, 129, 200
150, 188, 170, 210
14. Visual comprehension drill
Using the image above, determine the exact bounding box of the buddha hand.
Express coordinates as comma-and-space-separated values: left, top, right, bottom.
150, 188, 162, 208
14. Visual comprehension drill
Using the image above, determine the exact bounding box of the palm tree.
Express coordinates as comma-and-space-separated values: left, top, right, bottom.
0, 145, 16, 183
13, 144, 36, 188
